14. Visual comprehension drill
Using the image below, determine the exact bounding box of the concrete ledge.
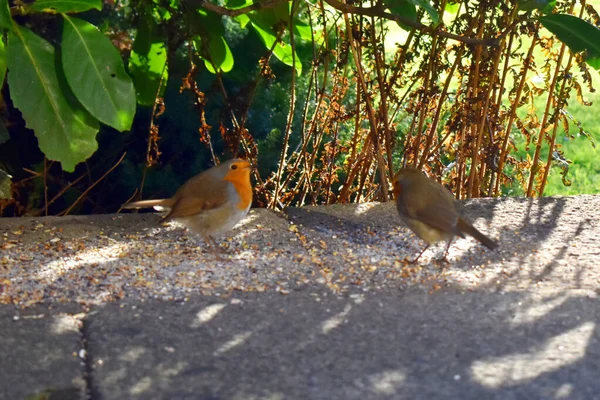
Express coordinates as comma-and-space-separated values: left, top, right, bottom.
1, 196, 599, 399
0, 306, 85, 399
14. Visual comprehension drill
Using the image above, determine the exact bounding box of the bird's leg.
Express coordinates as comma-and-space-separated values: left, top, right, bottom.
208, 235, 228, 254
436, 239, 453, 263
203, 235, 226, 261
408, 244, 430, 264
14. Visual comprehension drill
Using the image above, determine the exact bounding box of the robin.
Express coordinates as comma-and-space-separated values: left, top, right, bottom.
392, 167, 497, 262
123, 158, 253, 258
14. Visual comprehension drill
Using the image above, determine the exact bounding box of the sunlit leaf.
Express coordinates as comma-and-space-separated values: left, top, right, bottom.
518, 0, 556, 13
384, 0, 417, 31
129, 18, 168, 106
0, 168, 10, 199
7, 25, 99, 172
0, 39, 7, 89
194, 35, 234, 73
227, 0, 252, 27
539, 14, 600, 69
29, 0, 102, 13
235, 14, 250, 28
445, 1, 460, 14
294, 20, 317, 43
249, 11, 302, 75
62, 15, 136, 131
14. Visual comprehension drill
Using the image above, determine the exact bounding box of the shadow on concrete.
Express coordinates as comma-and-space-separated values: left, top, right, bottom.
84, 289, 600, 400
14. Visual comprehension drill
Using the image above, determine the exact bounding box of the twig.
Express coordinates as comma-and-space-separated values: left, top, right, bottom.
117, 188, 139, 214
184, 0, 503, 46
29, 173, 87, 216
322, 0, 500, 46
59, 152, 127, 216
22, 168, 41, 177
271, 0, 299, 208
139, 60, 168, 198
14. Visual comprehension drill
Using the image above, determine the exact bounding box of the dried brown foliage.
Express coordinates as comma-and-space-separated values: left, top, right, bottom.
186, 0, 596, 207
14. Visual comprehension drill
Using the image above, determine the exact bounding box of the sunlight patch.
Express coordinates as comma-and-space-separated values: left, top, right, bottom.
190, 303, 227, 328
214, 330, 253, 356
50, 314, 79, 334
35, 242, 131, 280
511, 293, 569, 326
369, 370, 406, 395
321, 304, 352, 334
470, 322, 594, 388
130, 376, 153, 395
120, 346, 146, 362
354, 202, 378, 216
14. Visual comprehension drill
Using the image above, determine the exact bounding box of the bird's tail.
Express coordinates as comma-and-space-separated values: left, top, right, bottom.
122, 199, 174, 212
457, 218, 498, 250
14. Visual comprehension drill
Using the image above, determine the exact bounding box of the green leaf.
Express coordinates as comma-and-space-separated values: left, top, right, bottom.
272, 0, 289, 22
0, 39, 7, 89
61, 15, 136, 131
294, 19, 324, 44
384, 0, 417, 30
197, 9, 225, 36
0, 168, 11, 199
226, 0, 253, 10
129, 19, 168, 106
403, 0, 439, 25
235, 14, 250, 28
0, 0, 12, 30
29, 0, 102, 13
249, 11, 302, 75
226, 0, 254, 26
539, 14, 600, 69
7, 25, 99, 172
445, 1, 460, 14
518, 0, 556, 13
194, 35, 234, 74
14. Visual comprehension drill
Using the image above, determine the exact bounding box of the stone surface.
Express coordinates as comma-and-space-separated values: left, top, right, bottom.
86, 289, 600, 400
1, 196, 599, 399
0, 306, 85, 400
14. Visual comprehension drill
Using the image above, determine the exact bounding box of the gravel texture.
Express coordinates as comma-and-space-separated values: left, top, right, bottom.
1, 195, 598, 308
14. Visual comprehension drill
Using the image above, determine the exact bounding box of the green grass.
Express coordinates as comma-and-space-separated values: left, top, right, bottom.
382, 3, 600, 196
512, 1, 600, 196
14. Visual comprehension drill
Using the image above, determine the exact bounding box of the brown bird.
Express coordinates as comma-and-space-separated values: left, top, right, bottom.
392, 167, 497, 262
123, 159, 253, 258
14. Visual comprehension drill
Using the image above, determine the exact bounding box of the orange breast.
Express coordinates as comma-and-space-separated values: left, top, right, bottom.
224, 170, 253, 210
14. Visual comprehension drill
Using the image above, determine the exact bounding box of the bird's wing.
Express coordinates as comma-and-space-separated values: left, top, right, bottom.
401, 179, 463, 237
122, 198, 174, 209
165, 174, 230, 219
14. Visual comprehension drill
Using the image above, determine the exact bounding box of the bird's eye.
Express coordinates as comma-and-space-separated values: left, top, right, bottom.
231, 164, 238, 170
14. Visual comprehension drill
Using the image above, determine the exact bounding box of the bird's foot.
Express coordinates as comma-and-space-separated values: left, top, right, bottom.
435, 255, 450, 264
213, 253, 227, 262
214, 245, 229, 255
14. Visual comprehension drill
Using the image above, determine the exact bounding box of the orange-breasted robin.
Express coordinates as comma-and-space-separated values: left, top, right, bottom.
123, 159, 253, 257
392, 167, 497, 262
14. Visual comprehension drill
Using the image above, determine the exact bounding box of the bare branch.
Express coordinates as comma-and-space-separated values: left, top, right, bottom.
321, 0, 500, 46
